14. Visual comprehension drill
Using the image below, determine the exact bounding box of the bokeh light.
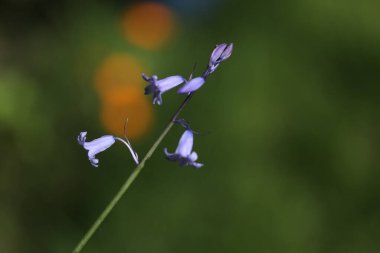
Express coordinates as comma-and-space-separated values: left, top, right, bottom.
121, 2, 175, 50
95, 53, 153, 140
95, 53, 143, 92
3, 0, 380, 252
99, 85, 153, 140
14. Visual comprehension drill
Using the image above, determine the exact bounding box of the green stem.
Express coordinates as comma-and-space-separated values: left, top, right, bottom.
72, 94, 193, 253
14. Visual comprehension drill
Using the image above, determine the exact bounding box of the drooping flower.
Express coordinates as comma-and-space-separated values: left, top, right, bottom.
164, 129, 203, 169
204, 43, 233, 77
78, 132, 139, 167
177, 76, 205, 94
143, 74, 185, 105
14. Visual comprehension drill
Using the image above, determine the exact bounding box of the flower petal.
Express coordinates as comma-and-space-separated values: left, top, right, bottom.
83, 135, 115, 152
177, 77, 205, 94
142, 74, 158, 84
188, 151, 198, 162
204, 43, 233, 77
220, 43, 233, 62
81, 135, 116, 167
142, 73, 150, 82
174, 118, 191, 130
209, 43, 233, 65
175, 130, 193, 157
164, 148, 179, 161
188, 151, 203, 168
191, 162, 204, 169
156, 75, 185, 93
78, 133, 117, 167
89, 157, 99, 167
153, 92, 163, 105
144, 84, 157, 95
209, 43, 228, 65
77, 131, 87, 145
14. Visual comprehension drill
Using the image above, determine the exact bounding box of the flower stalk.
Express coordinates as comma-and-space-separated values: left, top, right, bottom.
72, 94, 193, 253
73, 42, 232, 252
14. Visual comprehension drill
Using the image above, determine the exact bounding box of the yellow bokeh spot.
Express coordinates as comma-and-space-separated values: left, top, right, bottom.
95, 53, 144, 92
99, 85, 153, 140
121, 2, 175, 50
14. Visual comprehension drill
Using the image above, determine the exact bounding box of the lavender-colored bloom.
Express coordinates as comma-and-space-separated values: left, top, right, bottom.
204, 43, 233, 77
164, 130, 203, 169
143, 74, 185, 105
78, 132, 139, 167
210, 43, 233, 65
177, 76, 205, 94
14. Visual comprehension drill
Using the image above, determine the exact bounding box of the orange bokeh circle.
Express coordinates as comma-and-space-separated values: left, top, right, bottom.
99, 85, 153, 140
121, 2, 175, 50
95, 53, 144, 92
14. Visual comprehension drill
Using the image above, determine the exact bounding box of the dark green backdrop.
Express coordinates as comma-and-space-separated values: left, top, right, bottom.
1, 0, 379, 252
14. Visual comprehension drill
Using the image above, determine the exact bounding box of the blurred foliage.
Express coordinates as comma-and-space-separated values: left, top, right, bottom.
0, 0, 379, 252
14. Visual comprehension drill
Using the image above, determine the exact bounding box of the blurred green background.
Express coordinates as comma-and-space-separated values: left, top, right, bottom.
1, 0, 380, 252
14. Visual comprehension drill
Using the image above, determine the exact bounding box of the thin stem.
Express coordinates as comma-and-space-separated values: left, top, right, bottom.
114, 137, 139, 165
171, 93, 193, 121
72, 94, 193, 253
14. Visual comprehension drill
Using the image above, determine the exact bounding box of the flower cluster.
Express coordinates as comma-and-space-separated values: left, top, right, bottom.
143, 43, 233, 106
143, 43, 233, 168
77, 43, 232, 168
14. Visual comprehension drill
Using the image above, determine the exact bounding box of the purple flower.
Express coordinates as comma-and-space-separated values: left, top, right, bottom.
210, 43, 233, 65
78, 132, 139, 167
143, 74, 185, 105
204, 43, 233, 77
164, 129, 203, 169
177, 76, 205, 94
